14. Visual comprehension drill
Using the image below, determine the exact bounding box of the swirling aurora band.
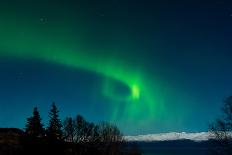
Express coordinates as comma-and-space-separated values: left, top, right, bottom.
1, 0, 231, 135
0, 16, 165, 125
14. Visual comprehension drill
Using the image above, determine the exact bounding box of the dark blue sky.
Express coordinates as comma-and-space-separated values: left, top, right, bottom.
0, 0, 232, 135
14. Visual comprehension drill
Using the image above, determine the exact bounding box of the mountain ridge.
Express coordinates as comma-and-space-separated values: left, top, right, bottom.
124, 132, 211, 142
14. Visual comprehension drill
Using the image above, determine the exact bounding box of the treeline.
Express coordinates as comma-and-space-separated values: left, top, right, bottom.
63, 116, 122, 143
25, 102, 123, 143
19, 102, 140, 155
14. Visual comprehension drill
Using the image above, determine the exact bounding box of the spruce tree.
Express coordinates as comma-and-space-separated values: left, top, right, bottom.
25, 107, 44, 137
47, 102, 63, 140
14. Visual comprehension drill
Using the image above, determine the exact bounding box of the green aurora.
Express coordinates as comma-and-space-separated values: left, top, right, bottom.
0, 12, 166, 126
1, 0, 229, 134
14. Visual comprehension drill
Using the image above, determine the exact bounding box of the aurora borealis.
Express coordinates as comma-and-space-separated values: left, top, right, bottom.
1, 0, 232, 135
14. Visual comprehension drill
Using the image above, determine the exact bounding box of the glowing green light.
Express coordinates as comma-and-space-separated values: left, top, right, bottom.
131, 84, 140, 99
0, 15, 166, 126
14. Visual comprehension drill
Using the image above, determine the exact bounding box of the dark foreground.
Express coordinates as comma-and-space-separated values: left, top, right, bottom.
0, 128, 141, 155
0, 128, 220, 155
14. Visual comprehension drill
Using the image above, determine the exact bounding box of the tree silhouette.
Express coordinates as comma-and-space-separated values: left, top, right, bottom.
92, 124, 100, 142
0, 104, 141, 155
47, 102, 63, 140
25, 107, 44, 137
80, 121, 95, 142
98, 122, 123, 143
209, 96, 232, 155
74, 115, 87, 142
63, 117, 75, 142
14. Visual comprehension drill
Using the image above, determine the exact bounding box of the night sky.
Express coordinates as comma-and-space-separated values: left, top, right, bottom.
0, 0, 232, 135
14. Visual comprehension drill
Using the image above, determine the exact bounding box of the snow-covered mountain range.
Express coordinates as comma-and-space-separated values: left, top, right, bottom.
124, 132, 210, 142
